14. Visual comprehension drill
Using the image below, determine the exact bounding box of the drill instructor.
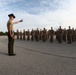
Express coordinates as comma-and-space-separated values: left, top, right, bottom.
7, 13, 23, 56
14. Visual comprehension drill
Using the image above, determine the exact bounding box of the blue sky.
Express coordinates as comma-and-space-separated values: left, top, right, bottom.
1, 0, 64, 14
0, 0, 76, 32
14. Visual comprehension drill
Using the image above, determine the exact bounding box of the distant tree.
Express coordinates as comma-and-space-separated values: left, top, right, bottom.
0, 31, 8, 36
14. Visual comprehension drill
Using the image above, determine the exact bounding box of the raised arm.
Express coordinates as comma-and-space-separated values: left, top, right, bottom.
13, 19, 23, 25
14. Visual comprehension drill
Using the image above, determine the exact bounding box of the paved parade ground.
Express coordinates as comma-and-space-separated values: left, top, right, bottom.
0, 36, 76, 75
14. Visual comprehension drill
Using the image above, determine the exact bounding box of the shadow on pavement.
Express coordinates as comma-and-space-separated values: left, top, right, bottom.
0, 52, 8, 56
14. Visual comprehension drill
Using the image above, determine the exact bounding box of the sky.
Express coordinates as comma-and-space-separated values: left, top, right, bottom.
0, 0, 76, 32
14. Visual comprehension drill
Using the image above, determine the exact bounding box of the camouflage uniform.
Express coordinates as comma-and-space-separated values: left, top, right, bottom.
23, 29, 26, 40
31, 29, 35, 41
20, 31, 22, 40
67, 26, 72, 44
27, 29, 30, 41
58, 26, 63, 43
72, 28, 75, 42
17, 29, 19, 39
42, 28, 47, 42
56, 29, 59, 41
39, 29, 42, 40
49, 27, 54, 42
47, 30, 50, 39
75, 29, 76, 41
63, 28, 67, 42
35, 28, 40, 41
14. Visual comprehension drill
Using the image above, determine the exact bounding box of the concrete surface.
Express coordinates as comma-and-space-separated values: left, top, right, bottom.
0, 36, 76, 75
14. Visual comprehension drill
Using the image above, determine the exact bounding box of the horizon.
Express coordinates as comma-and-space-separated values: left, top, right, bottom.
0, 0, 76, 32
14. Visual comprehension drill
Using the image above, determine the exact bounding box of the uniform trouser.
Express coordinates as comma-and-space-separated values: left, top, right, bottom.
67, 34, 71, 43
23, 37, 25, 40
50, 35, 53, 42
20, 36, 22, 40
35, 35, 39, 41
72, 35, 75, 42
31, 35, 34, 41
75, 35, 76, 41
23, 36, 25, 40
17, 35, 19, 39
56, 35, 58, 41
63, 35, 66, 42
39, 35, 42, 40
42, 35, 46, 42
58, 34, 62, 43
27, 35, 30, 40
8, 33, 14, 55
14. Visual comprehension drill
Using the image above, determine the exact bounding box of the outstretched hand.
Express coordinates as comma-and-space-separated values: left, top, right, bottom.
19, 19, 23, 22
